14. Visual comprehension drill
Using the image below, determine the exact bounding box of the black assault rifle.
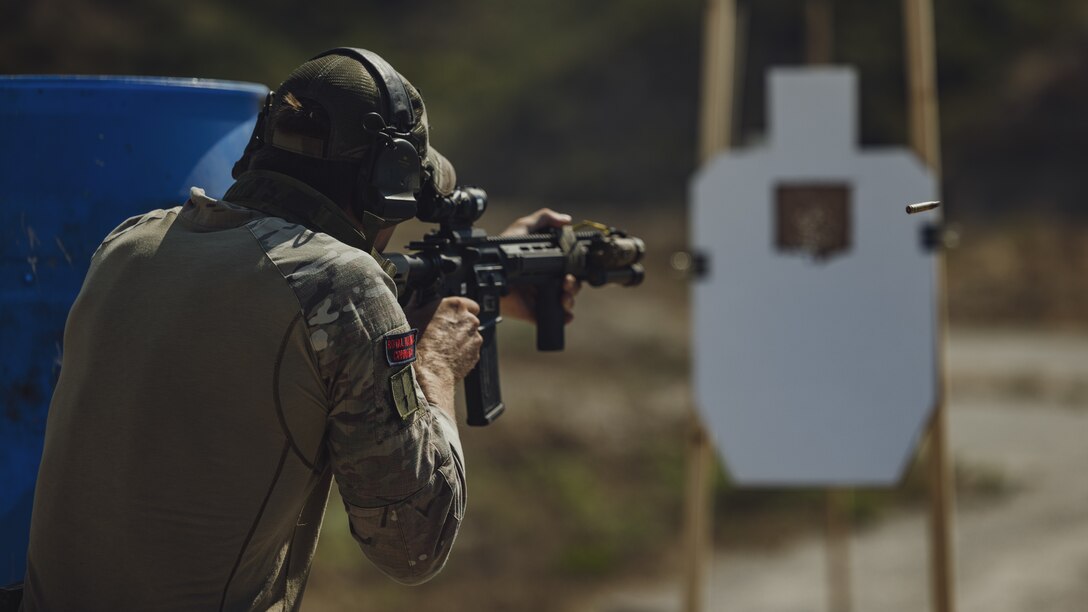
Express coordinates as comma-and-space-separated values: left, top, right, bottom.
385, 186, 645, 427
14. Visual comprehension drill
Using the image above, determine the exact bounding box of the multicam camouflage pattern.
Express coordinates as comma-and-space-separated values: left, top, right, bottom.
247, 202, 465, 582
231, 173, 466, 583
23, 174, 464, 611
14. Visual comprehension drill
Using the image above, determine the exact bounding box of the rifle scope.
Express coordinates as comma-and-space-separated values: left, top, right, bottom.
416, 186, 488, 227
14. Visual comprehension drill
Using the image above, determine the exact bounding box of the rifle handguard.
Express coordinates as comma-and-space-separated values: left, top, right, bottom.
387, 190, 646, 426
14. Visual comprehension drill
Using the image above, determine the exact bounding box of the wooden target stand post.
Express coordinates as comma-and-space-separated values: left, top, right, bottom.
683, 1, 954, 611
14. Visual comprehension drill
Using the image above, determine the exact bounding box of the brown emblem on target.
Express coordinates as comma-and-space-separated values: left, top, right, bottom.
775, 183, 851, 261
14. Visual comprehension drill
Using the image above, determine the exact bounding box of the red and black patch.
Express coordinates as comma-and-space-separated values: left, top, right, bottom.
384, 329, 418, 367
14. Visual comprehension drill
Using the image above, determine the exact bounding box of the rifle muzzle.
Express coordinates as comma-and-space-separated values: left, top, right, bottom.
585, 236, 645, 286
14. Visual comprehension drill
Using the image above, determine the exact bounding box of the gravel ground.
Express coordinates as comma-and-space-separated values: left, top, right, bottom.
590, 328, 1088, 612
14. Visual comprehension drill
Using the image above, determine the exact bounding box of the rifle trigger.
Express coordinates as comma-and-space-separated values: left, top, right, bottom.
477, 316, 503, 333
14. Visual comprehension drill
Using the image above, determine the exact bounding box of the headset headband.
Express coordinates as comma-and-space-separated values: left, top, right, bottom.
309, 47, 414, 132
231, 47, 423, 227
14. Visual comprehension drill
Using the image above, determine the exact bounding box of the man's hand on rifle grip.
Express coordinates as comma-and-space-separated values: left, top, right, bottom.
499, 208, 583, 324
405, 296, 483, 420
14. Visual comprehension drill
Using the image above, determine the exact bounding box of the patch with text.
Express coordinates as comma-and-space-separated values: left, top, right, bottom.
384, 329, 418, 367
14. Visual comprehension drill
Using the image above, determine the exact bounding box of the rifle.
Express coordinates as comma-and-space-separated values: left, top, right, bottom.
385, 186, 645, 426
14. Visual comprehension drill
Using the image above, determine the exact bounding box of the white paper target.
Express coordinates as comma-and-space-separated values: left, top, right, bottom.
691, 67, 938, 486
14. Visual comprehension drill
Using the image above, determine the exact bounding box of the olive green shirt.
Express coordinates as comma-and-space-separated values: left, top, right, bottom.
22, 175, 465, 611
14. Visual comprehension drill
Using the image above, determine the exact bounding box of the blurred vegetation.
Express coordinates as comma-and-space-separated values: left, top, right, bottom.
4, 1, 1084, 610
947, 220, 1088, 329
3, 0, 1086, 216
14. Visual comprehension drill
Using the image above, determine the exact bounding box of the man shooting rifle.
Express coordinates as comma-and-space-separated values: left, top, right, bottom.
20, 47, 637, 611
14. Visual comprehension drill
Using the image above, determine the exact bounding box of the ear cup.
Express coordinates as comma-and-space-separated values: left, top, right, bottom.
310, 48, 422, 222
361, 136, 421, 220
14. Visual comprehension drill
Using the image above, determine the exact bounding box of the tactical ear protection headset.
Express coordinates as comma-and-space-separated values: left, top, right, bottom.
232, 47, 422, 223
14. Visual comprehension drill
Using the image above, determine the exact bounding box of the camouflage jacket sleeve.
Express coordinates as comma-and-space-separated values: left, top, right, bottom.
254, 219, 466, 585
323, 262, 466, 585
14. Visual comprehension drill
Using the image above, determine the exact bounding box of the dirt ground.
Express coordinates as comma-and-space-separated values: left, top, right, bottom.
590, 327, 1088, 612
299, 214, 1088, 612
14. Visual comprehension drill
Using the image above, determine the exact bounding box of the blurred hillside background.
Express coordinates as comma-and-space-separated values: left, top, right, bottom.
6, 0, 1088, 326
5, 0, 1086, 610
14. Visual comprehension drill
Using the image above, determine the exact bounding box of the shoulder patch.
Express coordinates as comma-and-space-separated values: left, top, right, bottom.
384, 329, 418, 366
390, 366, 421, 420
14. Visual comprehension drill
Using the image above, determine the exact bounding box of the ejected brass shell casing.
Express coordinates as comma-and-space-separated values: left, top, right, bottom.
905, 201, 940, 214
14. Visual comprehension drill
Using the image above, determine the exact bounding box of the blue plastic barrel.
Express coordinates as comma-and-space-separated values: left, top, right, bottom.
0, 76, 268, 585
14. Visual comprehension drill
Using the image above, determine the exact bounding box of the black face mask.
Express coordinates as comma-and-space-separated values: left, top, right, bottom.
224, 170, 376, 255
248, 146, 358, 210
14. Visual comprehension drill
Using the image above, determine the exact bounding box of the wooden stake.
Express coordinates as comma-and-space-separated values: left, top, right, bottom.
685, 2, 737, 611
925, 390, 956, 612
825, 488, 853, 612
698, 0, 737, 163
903, 0, 942, 173
903, 1, 955, 611
803, 7, 853, 609
682, 416, 714, 612
806, 0, 834, 65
